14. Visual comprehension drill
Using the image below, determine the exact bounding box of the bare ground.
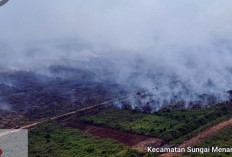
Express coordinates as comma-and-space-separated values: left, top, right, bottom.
64, 120, 166, 152
161, 117, 232, 157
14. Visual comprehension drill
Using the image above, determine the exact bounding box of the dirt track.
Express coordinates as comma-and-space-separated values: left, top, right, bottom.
66, 120, 165, 152
18, 90, 141, 130
161, 117, 232, 157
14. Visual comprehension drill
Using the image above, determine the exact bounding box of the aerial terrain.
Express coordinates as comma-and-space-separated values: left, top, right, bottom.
1, 0, 232, 157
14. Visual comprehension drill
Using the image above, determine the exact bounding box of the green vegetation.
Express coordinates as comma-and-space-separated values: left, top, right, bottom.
79, 104, 232, 144
29, 121, 157, 157
171, 115, 230, 144
80, 109, 177, 137
28, 103, 232, 157
183, 128, 232, 157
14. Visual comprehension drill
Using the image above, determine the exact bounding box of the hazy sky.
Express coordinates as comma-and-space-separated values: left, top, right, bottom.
1, 0, 232, 97
1, 0, 232, 47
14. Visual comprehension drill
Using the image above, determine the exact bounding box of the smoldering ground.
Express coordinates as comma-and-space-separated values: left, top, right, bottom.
0, 0, 232, 109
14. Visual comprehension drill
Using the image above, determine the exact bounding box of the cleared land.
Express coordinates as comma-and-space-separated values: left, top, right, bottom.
64, 120, 165, 152
183, 127, 232, 157
162, 117, 232, 157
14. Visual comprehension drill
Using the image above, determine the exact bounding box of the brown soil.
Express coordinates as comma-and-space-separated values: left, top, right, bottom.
132, 138, 166, 152
161, 117, 232, 157
65, 120, 165, 152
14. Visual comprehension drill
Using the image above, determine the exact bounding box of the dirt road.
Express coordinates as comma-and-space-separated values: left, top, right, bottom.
18, 90, 140, 130
161, 117, 232, 157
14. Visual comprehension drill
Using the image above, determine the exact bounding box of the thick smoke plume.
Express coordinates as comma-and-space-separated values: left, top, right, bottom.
1, 0, 232, 109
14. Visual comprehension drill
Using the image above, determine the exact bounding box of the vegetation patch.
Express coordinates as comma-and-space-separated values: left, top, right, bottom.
29, 121, 157, 157
79, 103, 232, 143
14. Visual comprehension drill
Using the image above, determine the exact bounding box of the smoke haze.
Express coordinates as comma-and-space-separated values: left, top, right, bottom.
1, 0, 232, 108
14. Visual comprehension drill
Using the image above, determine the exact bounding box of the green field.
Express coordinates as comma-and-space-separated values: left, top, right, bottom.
29, 121, 157, 157
183, 128, 232, 157
79, 103, 232, 144
28, 103, 232, 157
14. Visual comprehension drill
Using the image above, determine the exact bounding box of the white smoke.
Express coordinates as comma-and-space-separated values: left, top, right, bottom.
1, 0, 232, 107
